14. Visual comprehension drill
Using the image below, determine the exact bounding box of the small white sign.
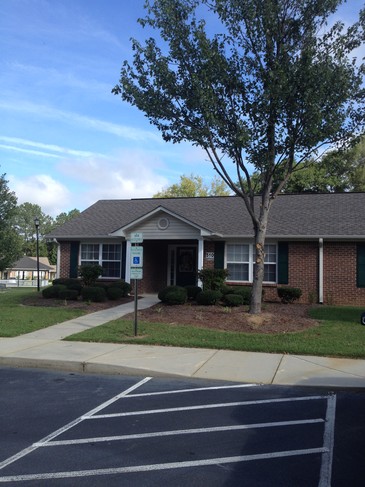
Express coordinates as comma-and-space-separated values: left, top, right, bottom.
131, 232, 143, 243
131, 246, 143, 267
130, 267, 143, 279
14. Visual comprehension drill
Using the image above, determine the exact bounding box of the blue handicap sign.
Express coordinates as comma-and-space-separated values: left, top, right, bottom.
133, 257, 140, 265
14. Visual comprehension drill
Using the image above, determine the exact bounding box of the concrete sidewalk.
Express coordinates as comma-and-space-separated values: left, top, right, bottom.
1, 295, 364, 388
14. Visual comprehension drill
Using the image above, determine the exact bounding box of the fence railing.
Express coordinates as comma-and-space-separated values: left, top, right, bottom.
0, 279, 49, 288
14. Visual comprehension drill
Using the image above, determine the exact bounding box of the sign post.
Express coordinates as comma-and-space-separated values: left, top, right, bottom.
130, 233, 143, 336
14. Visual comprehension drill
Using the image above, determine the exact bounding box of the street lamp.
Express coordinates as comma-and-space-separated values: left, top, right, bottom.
34, 217, 40, 292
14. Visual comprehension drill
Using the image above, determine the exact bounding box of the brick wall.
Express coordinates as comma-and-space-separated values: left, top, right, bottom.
203, 241, 215, 270
59, 242, 71, 278
287, 241, 365, 305
288, 242, 318, 303
323, 242, 365, 306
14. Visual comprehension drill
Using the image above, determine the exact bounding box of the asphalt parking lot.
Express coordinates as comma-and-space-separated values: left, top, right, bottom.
0, 367, 364, 486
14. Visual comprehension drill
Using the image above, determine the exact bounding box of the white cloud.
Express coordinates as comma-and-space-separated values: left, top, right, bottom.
0, 136, 106, 158
0, 99, 161, 143
59, 149, 169, 205
10, 174, 71, 217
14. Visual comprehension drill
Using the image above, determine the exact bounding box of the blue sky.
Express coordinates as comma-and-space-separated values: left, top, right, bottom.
1, 0, 364, 216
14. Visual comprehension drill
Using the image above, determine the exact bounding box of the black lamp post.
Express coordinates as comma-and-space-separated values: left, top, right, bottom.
34, 217, 40, 292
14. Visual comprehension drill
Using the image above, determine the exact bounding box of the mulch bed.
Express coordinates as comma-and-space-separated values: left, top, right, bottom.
21, 296, 319, 334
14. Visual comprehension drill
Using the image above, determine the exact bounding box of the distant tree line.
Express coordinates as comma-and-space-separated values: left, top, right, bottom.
0, 171, 80, 272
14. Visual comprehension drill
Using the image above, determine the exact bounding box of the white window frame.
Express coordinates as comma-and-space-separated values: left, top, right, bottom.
80, 243, 121, 279
225, 242, 277, 284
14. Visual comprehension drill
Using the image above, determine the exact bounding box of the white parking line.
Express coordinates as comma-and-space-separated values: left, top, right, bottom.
0, 448, 329, 483
0, 377, 152, 471
36, 418, 324, 447
87, 394, 328, 419
0, 380, 336, 485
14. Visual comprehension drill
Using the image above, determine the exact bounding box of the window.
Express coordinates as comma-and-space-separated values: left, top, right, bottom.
226, 244, 250, 281
80, 244, 99, 265
80, 243, 121, 278
226, 243, 277, 283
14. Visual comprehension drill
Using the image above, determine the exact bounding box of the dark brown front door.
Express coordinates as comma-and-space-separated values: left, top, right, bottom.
175, 246, 197, 287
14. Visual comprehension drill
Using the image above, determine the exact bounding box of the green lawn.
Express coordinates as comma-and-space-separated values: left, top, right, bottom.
2, 288, 364, 358
65, 304, 365, 359
0, 288, 87, 337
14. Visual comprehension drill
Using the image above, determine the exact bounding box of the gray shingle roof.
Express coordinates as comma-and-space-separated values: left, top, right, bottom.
8, 256, 54, 271
46, 193, 365, 240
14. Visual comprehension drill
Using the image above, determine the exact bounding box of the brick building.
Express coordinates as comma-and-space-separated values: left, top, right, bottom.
46, 193, 365, 305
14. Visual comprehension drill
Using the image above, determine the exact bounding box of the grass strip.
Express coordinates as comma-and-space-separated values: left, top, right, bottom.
65, 306, 365, 359
0, 288, 86, 337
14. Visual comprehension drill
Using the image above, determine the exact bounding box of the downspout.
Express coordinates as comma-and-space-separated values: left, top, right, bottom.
319, 238, 324, 304
56, 240, 60, 279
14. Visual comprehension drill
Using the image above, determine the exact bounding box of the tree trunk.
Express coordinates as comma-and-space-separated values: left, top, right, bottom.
249, 191, 271, 315
249, 230, 266, 314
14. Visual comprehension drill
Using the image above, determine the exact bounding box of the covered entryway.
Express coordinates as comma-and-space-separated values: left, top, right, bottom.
168, 245, 198, 287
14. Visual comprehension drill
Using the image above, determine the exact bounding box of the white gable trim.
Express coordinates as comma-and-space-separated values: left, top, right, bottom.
110, 206, 219, 238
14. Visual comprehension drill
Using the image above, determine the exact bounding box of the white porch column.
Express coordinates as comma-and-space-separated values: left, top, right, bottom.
125, 240, 131, 283
197, 238, 204, 287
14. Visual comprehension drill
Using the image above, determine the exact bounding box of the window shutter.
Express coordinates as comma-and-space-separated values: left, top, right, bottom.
121, 241, 127, 279
357, 244, 365, 288
214, 241, 225, 269
278, 242, 289, 284
69, 241, 80, 278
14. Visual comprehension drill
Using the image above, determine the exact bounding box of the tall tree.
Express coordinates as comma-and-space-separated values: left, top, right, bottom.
113, 0, 365, 313
13, 202, 53, 257
0, 173, 22, 271
248, 136, 365, 193
154, 174, 230, 197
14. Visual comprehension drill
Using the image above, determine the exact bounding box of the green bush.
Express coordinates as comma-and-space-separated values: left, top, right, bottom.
196, 290, 222, 305
106, 286, 124, 300
78, 264, 103, 286
198, 268, 229, 291
42, 284, 67, 299
52, 278, 81, 287
94, 282, 109, 290
277, 287, 302, 304
184, 285, 202, 300
81, 286, 107, 302
58, 289, 79, 301
221, 285, 236, 295
222, 293, 244, 307
66, 282, 83, 295
158, 286, 188, 305
231, 287, 252, 305
109, 280, 132, 296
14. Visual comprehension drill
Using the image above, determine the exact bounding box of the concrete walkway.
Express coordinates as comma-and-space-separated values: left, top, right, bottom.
1, 295, 365, 388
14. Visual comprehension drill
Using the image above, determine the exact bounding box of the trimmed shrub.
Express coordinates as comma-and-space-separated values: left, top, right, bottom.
66, 282, 83, 295
106, 286, 124, 300
221, 285, 236, 295
196, 290, 222, 305
94, 282, 109, 290
158, 286, 188, 305
277, 287, 302, 304
42, 284, 67, 299
198, 268, 229, 291
230, 287, 252, 305
109, 280, 132, 297
78, 264, 103, 286
52, 278, 81, 287
81, 286, 107, 302
58, 289, 79, 301
222, 293, 244, 307
184, 285, 202, 300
